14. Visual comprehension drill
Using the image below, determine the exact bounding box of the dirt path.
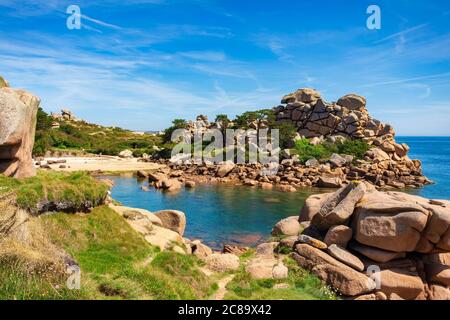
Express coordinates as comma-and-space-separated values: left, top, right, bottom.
213, 274, 235, 300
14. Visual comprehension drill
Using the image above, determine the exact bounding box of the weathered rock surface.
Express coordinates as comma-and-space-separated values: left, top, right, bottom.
245, 255, 278, 279
272, 88, 429, 189
223, 244, 248, 256
353, 190, 429, 252
297, 234, 327, 249
312, 182, 366, 230
110, 205, 184, 251
0, 82, 39, 178
110, 205, 162, 226
271, 216, 300, 236
324, 225, 352, 248
144, 225, 184, 251
216, 163, 235, 178
205, 253, 239, 272
118, 149, 133, 158
299, 193, 331, 222
427, 284, 450, 300
424, 253, 450, 286
191, 240, 213, 260
378, 268, 425, 300
350, 243, 406, 263
154, 210, 186, 236
327, 244, 364, 272
294, 244, 376, 296
273, 182, 450, 300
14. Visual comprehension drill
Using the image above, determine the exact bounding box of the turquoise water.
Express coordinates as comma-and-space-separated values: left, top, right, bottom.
397, 137, 450, 200
109, 137, 449, 248
109, 176, 324, 249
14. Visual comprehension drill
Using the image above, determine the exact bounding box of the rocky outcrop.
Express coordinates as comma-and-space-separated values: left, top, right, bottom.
275, 88, 392, 141
147, 169, 183, 192
0, 77, 39, 178
272, 182, 450, 300
273, 88, 429, 189
154, 209, 186, 236
245, 242, 288, 280
205, 253, 240, 272
51, 108, 80, 122
110, 205, 187, 252
293, 243, 376, 296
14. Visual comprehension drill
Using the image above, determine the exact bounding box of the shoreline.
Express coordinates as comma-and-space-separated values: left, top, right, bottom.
34, 154, 437, 194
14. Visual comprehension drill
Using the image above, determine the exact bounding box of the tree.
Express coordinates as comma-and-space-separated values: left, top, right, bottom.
35, 107, 53, 131
163, 118, 188, 143
215, 114, 230, 126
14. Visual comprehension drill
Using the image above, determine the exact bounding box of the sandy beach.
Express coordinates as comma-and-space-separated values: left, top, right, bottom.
39, 156, 164, 172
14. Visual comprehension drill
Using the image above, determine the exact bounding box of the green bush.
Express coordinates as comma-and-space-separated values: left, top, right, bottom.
336, 140, 371, 159
292, 138, 331, 163
291, 138, 371, 164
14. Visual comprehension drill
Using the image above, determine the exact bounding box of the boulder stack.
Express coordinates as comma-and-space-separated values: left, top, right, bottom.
273, 88, 430, 188
273, 182, 450, 300
163, 87, 430, 190
275, 88, 392, 140
0, 77, 39, 178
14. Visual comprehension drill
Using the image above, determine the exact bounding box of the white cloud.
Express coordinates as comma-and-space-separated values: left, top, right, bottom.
373, 24, 428, 44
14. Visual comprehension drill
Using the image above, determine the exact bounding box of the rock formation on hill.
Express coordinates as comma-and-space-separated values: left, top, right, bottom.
161, 88, 430, 190
0, 76, 39, 178
275, 88, 394, 140
273, 88, 429, 188
51, 108, 80, 122
272, 182, 450, 300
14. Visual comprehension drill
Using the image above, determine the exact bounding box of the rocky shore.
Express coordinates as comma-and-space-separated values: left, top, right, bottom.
269, 182, 450, 300
154, 88, 431, 191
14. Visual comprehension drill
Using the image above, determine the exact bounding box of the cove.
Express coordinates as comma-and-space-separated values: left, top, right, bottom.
107, 137, 450, 250
108, 175, 324, 249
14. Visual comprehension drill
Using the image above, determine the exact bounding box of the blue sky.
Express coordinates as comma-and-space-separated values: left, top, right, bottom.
1, 0, 449, 135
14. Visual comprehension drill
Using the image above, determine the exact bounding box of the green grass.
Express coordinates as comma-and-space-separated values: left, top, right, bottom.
40, 206, 215, 300
33, 108, 163, 157
224, 256, 338, 300
291, 138, 371, 164
0, 171, 109, 214
0, 256, 90, 300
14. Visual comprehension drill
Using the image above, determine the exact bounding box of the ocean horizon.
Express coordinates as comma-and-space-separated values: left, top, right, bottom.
397, 136, 450, 200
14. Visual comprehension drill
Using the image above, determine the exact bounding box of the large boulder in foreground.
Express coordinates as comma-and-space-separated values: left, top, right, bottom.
294, 243, 376, 296
154, 210, 186, 236
378, 268, 425, 300
311, 182, 366, 230
0, 82, 39, 178
274, 179, 450, 299
353, 190, 429, 252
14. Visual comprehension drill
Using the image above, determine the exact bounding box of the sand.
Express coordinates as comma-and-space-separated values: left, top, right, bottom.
40, 156, 164, 173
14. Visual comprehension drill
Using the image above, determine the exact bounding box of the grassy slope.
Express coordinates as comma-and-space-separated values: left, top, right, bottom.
0, 171, 109, 213
223, 252, 337, 300
41, 206, 216, 300
34, 112, 163, 157
0, 171, 336, 300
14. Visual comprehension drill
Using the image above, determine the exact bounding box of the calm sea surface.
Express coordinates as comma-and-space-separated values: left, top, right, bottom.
109, 137, 449, 248
397, 137, 450, 200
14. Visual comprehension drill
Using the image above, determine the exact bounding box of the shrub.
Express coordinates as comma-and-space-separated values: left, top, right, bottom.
291, 138, 371, 164
292, 138, 331, 163
336, 140, 371, 159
